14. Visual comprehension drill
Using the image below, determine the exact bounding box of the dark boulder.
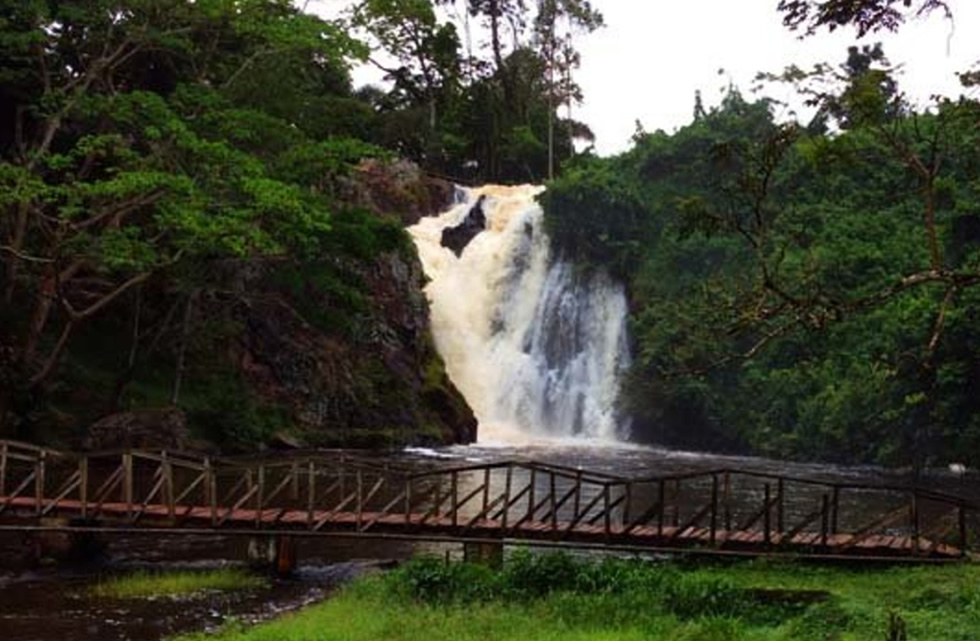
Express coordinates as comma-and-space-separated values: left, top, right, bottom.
441, 195, 487, 256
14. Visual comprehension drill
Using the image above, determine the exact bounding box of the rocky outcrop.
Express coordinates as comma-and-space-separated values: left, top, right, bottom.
84, 408, 189, 450
441, 195, 487, 256
222, 160, 476, 448
341, 159, 455, 226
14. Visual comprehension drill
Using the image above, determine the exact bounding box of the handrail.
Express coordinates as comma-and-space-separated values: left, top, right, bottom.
0, 439, 976, 513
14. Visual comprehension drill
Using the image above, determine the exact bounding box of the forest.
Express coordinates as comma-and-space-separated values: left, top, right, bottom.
544, 16, 980, 467
2, 0, 978, 470
0, 0, 600, 449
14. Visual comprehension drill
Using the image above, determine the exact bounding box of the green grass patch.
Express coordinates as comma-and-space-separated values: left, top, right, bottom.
90, 567, 266, 600
172, 553, 980, 641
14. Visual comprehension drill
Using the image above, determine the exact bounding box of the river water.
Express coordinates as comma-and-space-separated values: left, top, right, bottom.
2, 440, 975, 641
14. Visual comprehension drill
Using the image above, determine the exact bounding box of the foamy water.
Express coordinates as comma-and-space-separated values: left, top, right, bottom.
409, 185, 631, 445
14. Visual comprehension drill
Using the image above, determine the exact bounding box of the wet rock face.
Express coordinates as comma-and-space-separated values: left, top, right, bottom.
231, 252, 476, 448
341, 159, 455, 226
223, 159, 477, 448
440, 195, 487, 256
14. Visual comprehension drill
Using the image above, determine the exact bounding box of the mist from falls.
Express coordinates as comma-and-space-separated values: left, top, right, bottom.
408, 185, 632, 444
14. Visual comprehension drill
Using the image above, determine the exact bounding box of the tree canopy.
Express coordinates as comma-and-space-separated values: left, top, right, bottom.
542, 44, 980, 467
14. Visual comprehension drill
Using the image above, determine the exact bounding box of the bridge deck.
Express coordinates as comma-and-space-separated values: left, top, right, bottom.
0, 495, 964, 559
0, 439, 975, 560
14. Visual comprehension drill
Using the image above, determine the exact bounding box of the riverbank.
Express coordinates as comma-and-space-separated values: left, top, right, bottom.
173, 552, 980, 641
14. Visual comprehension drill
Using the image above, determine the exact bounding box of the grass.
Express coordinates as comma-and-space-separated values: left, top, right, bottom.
171, 552, 980, 641
90, 567, 266, 600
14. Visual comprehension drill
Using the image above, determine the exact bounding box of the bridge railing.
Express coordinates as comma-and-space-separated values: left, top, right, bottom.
0, 439, 975, 557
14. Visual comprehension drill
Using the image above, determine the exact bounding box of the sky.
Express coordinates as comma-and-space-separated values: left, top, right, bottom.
306, 1, 980, 156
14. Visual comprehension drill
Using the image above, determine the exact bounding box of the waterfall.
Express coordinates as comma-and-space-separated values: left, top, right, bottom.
409, 185, 631, 444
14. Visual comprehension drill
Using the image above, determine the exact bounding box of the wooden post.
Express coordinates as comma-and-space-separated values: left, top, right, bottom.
763, 483, 771, 545
958, 504, 967, 557
356, 469, 363, 530
290, 462, 299, 502
404, 477, 412, 524
502, 464, 512, 530
549, 472, 557, 531
450, 470, 458, 528
623, 482, 632, 529
35, 450, 46, 516
603, 484, 611, 537
205, 458, 216, 526
776, 478, 785, 535
0, 441, 7, 497
256, 464, 266, 527
910, 492, 920, 554
482, 467, 491, 517
163, 452, 174, 520
820, 494, 829, 547
338, 457, 346, 503
123, 451, 133, 518
528, 468, 537, 523
831, 486, 840, 534
672, 479, 680, 528
276, 535, 296, 577
657, 480, 665, 537
79, 456, 88, 519
723, 472, 731, 531
573, 469, 583, 519
307, 460, 316, 528
710, 474, 719, 545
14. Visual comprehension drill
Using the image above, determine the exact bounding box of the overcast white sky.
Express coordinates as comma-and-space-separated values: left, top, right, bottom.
307, 1, 980, 155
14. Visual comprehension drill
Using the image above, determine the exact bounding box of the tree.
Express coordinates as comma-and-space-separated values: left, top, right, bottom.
534, 0, 603, 178
355, 0, 463, 135
0, 0, 368, 431
778, 0, 951, 37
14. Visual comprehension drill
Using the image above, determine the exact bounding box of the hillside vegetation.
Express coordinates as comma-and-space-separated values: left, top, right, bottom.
0, 0, 594, 449
543, 46, 980, 467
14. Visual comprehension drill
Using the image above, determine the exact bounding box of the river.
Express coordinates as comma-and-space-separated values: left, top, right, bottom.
2, 439, 975, 641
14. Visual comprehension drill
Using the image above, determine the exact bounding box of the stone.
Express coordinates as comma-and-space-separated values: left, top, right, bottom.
440, 195, 487, 256
84, 407, 188, 451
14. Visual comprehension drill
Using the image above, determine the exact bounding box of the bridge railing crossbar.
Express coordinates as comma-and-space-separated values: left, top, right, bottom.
0, 439, 975, 559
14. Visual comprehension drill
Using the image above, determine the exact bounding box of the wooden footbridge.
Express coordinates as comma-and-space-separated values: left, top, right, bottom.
0, 439, 976, 561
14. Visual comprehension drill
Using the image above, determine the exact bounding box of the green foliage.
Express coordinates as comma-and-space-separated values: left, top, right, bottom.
388, 555, 500, 603
186, 375, 289, 452
89, 568, 265, 600
0, 0, 453, 446
173, 556, 980, 641
541, 159, 647, 278
546, 57, 980, 466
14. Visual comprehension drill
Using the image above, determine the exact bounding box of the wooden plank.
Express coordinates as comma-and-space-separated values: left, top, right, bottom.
839, 505, 910, 551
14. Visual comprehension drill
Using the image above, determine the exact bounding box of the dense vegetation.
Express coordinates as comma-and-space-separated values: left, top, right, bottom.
0, 0, 596, 447
544, 41, 980, 468
175, 552, 980, 641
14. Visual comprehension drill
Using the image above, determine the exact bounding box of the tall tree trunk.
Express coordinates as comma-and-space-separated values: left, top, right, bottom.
488, 0, 515, 111
22, 260, 82, 365
171, 290, 198, 406
3, 203, 30, 304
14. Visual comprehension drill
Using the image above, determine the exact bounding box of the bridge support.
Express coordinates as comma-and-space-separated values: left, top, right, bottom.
463, 541, 503, 569
247, 535, 297, 577
26, 518, 104, 566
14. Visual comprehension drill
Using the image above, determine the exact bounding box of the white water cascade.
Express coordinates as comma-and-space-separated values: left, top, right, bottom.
408, 185, 632, 444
